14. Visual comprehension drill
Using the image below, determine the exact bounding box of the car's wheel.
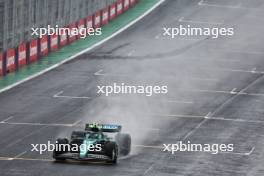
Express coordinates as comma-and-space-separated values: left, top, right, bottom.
105, 142, 118, 164
53, 138, 69, 160
116, 133, 131, 156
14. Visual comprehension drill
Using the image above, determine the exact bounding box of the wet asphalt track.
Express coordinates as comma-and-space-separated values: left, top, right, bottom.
1, 0, 264, 175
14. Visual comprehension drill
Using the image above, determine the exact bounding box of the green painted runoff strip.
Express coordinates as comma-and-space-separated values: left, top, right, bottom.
0, 0, 160, 90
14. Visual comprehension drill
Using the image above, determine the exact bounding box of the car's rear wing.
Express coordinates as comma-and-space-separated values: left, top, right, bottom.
85, 123, 122, 132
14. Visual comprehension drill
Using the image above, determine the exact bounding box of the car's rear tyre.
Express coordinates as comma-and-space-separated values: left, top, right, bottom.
116, 133, 131, 156
53, 138, 69, 160
105, 142, 118, 164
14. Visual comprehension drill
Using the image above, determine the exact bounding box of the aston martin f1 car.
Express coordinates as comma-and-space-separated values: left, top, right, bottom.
52, 123, 131, 164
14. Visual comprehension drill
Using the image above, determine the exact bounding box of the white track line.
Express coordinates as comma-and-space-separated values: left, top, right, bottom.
187, 89, 233, 94
165, 100, 193, 104
94, 69, 104, 76
0, 156, 53, 162
220, 147, 255, 156
0, 156, 114, 163
53, 91, 64, 97
5, 126, 48, 148
53, 91, 92, 99
94, 69, 219, 82
230, 88, 237, 95
204, 112, 212, 119
0, 0, 166, 94
185, 88, 264, 97
205, 73, 264, 122
206, 68, 264, 74
182, 118, 208, 141
150, 114, 205, 118
198, 0, 257, 10
0, 121, 162, 133
13, 151, 27, 159
0, 121, 75, 127
187, 77, 218, 82
1, 116, 14, 123
177, 38, 202, 41
0, 144, 164, 162
153, 113, 264, 124
143, 163, 155, 175
179, 17, 223, 25
127, 50, 135, 56
181, 74, 264, 141
1, 114, 263, 128
209, 117, 264, 124
72, 119, 82, 126
135, 144, 255, 156
247, 147, 255, 155
133, 144, 163, 149
53, 90, 194, 104
0, 146, 254, 162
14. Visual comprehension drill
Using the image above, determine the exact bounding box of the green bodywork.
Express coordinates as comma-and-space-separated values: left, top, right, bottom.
79, 132, 107, 159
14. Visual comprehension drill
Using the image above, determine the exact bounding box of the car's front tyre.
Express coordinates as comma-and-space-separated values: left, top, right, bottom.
105, 141, 118, 164
53, 138, 69, 161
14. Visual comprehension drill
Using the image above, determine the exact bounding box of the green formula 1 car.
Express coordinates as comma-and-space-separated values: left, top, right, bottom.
53, 123, 131, 164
